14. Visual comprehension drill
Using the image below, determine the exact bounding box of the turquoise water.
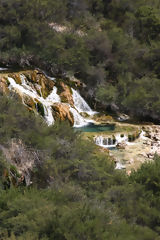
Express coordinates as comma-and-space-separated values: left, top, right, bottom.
75, 123, 115, 132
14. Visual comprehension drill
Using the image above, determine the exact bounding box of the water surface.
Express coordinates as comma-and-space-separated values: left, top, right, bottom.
75, 123, 115, 132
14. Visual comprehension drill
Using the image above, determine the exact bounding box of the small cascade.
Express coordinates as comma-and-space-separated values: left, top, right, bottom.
69, 107, 89, 127
95, 134, 130, 149
140, 130, 148, 140
116, 134, 128, 144
95, 136, 117, 148
43, 105, 55, 126
46, 86, 61, 103
71, 88, 97, 115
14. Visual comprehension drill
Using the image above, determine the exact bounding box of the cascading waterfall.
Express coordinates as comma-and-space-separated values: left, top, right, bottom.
95, 134, 129, 149
46, 86, 61, 103
8, 75, 61, 126
95, 136, 117, 148
71, 88, 97, 115
69, 107, 89, 127
7, 74, 95, 127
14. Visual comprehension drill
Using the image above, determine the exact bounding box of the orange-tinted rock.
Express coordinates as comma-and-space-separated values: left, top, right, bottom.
10, 73, 22, 84
0, 77, 9, 94
52, 103, 74, 125
30, 70, 54, 98
59, 82, 74, 106
23, 95, 36, 110
95, 115, 113, 123
69, 76, 86, 88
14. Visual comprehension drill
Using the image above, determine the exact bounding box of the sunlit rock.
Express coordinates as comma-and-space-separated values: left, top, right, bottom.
0, 77, 9, 94
52, 103, 74, 125
59, 82, 74, 106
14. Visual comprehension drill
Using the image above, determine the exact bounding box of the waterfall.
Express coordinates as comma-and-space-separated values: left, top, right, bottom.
7, 75, 62, 126
7, 74, 97, 127
115, 134, 128, 143
46, 86, 61, 103
71, 88, 97, 115
95, 136, 117, 148
69, 107, 89, 127
95, 134, 130, 149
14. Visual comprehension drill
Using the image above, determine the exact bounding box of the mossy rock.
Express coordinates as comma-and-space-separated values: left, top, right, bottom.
95, 115, 114, 123
9, 73, 22, 84
36, 102, 45, 117
80, 112, 90, 118
23, 95, 35, 109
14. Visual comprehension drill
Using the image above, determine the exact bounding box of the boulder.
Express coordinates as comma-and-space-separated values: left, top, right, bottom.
52, 103, 74, 125
23, 95, 36, 110
25, 70, 54, 98
96, 115, 113, 123
59, 82, 74, 106
118, 114, 130, 121
117, 141, 127, 149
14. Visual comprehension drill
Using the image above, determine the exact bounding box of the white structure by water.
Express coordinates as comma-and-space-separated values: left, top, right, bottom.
95, 134, 129, 149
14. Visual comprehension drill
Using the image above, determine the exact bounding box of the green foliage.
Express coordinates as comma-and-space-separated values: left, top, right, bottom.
1, 1, 160, 238
0, 93, 160, 238
96, 84, 118, 105
0, 0, 160, 120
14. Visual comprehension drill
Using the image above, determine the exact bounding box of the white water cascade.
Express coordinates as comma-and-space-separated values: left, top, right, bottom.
69, 107, 89, 127
140, 130, 148, 140
95, 134, 129, 149
8, 75, 61, 125
71, 88, 97, 115
7, 74, 95, 127
95, 136, 117, 148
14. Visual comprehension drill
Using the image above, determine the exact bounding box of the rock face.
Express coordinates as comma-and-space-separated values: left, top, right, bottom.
0, 77, 9, 94
95, 115, 113, 123
143, 125, 160, 157
24, 70, 55, 98
117, 114, 130, 122
59, 82, 74, 106
52, 103, 74, 125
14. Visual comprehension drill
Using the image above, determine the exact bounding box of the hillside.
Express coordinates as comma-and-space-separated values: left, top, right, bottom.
1, 1, 160, 239
1, 0, 160, 121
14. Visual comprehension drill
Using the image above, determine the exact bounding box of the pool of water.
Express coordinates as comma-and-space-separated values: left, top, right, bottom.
75, 123, 115, 132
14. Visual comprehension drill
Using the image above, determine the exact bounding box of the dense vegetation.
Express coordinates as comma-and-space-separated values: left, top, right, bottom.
1, 1, 160, 239
0, 0, 160, 120
0, 93, 160, 239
